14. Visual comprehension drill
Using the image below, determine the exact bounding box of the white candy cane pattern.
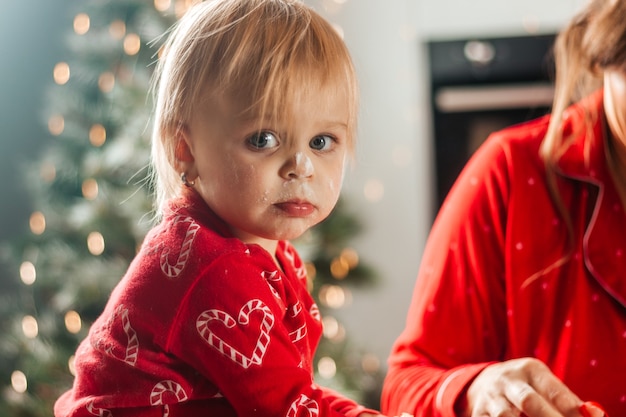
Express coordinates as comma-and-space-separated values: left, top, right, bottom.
196, 299, 274, 368
262, 270, 282, 299
150, 380, 189, 417
286, 394, 320, 417
86, 401, 113, 417
283, 244, 307, 280
288, 301, 307, 343
160, 216, 199, 278
117, 305, 139, 366
94, 305, 139, 366
309, 303, 321, 322
294, 263, 307, 280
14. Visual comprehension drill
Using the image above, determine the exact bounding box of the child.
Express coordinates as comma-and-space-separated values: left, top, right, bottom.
54, 0, 387, 416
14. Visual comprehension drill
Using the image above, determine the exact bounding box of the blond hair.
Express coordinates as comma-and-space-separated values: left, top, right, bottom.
149, 0, 359, 217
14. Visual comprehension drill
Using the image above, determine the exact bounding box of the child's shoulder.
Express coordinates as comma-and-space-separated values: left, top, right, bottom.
141, 211, 247, 265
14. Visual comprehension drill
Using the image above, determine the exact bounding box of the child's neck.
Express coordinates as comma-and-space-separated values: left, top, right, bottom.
235, 233, 281, 268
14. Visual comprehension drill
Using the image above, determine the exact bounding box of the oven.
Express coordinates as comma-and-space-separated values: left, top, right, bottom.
428, 33, 556, 211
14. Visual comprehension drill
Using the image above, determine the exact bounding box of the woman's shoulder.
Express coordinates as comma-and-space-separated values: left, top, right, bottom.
486, 112, 551, 151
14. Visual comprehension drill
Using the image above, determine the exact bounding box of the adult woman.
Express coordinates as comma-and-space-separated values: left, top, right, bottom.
382, 0, 626, 416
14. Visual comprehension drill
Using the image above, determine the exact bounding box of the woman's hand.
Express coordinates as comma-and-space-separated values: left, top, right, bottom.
462, 357, 587, 417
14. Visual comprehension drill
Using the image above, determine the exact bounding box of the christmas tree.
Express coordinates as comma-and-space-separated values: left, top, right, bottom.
0, 1, 382, 416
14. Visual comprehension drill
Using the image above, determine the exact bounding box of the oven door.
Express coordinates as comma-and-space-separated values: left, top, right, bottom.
428, 34, 555, 210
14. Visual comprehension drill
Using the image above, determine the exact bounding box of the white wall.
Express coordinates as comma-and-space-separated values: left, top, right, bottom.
305, 0, 584, 369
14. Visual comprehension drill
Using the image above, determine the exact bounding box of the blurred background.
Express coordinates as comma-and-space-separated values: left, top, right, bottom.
0, 0, 583, 415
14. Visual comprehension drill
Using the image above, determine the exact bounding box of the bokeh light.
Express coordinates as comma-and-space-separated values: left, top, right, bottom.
21, 315, 38, 339
89, 124, 107, 147
98, 72, 115, 93
87, 231, 105, 255
64, 311, 82, 334
11, 371, 27, 394
73, 13, 90, 35
48, 114, 65, 136
109, 19, 126, 40
317, 356, 337, 379
53, 62, 70, 85
29, 211, 46, 235
82, 178, 99, 200
123, 33, 141, 55
154, 0, 171, 12
19, 261, 36, 285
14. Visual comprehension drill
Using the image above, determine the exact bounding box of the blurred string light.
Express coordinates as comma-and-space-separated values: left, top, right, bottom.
98, 72, 115, 93
109, 20, 126, 40
68, 355, 76, 376
89, 123, 107, 147
330, 247, 359, 279
19, 261, 36, 285
53, 62, 70, 85
123, 33, 141, 55
21, 315, 38, 339
11, 370, 27, 394
64, 311, 82, 334
154, 0, 172, 12
73, 13, 90, 35
87, 232, 105, 256
317, 356, 337, 379
322, 316, 345, 342
29, 211, 46, 235
82, 178, 99, 200
48, 114, 65, 136
330, 257, 349, 279
318, 284, 351, 309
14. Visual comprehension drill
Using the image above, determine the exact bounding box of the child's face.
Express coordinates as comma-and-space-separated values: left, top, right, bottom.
181, 88, 350, 249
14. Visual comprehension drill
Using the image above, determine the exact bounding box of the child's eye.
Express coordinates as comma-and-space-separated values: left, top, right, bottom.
309, 135, 334, 151
247, 131, 278, 150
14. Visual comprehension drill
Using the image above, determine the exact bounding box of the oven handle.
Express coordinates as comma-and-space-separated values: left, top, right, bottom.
434, 82, 554, 112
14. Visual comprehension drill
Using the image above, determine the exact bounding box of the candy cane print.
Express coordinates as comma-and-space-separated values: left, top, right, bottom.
150, 380, 189, 406
196, 299, 275, 369
262, 270, 282, 299
86, 401, 113, 417
288, 301, 307, 343
286, 394, 320, 417
94, 305, 138, 367
116, 305, 139, 366
160, 216, 200, 278
309, 303, 321, 322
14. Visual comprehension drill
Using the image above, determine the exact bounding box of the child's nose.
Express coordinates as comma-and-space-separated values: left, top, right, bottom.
281, 151, 314, 179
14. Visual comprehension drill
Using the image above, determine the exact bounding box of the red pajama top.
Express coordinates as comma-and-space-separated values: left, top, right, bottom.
381, 90, 626, 417
55, 189, 375, 417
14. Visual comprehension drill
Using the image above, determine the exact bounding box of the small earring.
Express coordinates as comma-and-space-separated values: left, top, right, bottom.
181, 172, 195, 187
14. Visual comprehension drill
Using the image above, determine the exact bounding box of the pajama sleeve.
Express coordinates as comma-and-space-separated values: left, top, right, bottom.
381, 133, 512, 417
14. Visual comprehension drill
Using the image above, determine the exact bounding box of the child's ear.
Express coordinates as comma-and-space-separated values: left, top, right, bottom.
173, 126, 197, 177
174, 126, 194, 163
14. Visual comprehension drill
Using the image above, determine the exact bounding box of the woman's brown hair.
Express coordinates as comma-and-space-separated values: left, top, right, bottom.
525, 0, 626, 285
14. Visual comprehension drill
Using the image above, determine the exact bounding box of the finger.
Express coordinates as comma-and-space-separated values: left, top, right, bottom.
529, 368, 582, 414
482, 394, 525, 417
503, 381, 563, 417
580, 401, 608, 417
